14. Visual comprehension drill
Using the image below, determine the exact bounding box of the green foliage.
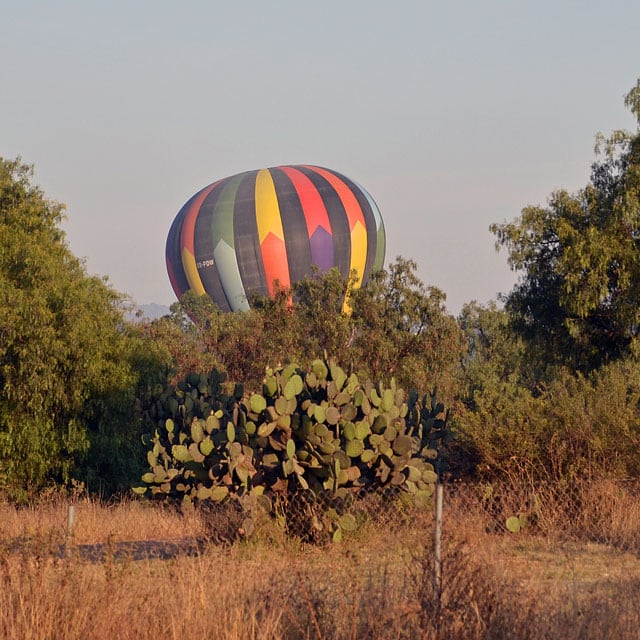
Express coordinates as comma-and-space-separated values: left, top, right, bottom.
456, 355, 640, 483
160, 258, 464, 401
287, 266, 354, 358
0, 157, 169, 499
349, 257, 464, 399
491, 80, 640, 373
136, 358, 451, 541
458, 302, 527, 391
455, 297, 640, 484
456, 301, 531, 415
452, 301, 535, 476
78, 326, 173, 496
539, 360, 640, 480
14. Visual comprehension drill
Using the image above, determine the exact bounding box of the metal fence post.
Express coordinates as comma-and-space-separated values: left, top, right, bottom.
434, 482, 444, 603
65, 504, 75, 558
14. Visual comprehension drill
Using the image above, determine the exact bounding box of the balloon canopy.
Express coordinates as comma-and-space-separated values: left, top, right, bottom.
166, 165, 386, 312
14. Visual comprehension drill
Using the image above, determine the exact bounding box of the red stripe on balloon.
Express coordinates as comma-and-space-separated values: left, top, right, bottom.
303, 166, 365, 232
279, 166, 332, 236
179, 181, 221, 254
260, 231, 290, 296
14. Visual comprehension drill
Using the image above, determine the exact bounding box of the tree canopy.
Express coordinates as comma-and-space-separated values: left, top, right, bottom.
157, 258, 464, 401
491, 80, 640, 373
0, 158, 165, 498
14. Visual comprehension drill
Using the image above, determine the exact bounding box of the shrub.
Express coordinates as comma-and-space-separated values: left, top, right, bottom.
456, 357, 640, 483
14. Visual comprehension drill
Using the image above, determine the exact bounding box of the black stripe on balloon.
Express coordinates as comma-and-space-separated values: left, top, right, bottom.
297, 166, 351, 280
234, 171, 268, 302
192, 183, 232, 313
270, 167, 313, 287
330, 170, 378, 284
165, 198, 193, 299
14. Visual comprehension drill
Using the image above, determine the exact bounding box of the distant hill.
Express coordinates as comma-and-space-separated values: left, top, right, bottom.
126, 303, 171, 322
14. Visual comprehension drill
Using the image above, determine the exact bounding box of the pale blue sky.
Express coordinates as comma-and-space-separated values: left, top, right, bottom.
3, 1, 639, 313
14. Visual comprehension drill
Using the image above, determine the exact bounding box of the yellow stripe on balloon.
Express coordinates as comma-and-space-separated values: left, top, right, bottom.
350, 220, 368, 286
341, 220, 368, 315
182, 248, 206, 296
255, 169, 285, 244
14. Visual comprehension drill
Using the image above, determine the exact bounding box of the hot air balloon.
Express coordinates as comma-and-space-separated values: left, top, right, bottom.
166, 165, 385, 312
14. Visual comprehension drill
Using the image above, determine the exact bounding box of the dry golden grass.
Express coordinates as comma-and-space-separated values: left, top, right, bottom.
2, 480, 640, 639
0, 495, 205, 545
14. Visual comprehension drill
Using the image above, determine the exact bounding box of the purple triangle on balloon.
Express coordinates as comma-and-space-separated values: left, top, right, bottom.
309, 226, 334, 272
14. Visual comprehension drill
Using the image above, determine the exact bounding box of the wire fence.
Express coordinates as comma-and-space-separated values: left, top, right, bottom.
194, 476, 640, 553
442, 477, 640, 552
52, 475, 640, 567
196, 484, 432, 545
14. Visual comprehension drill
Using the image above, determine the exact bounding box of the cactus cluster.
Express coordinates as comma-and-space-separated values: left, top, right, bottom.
134, 369, 245, 505
134, 358, 450, 540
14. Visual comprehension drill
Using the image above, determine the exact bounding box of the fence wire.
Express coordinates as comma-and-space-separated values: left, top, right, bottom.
443, 477, 640, 552
197, 484, 433, 545
197, 477, 640, 553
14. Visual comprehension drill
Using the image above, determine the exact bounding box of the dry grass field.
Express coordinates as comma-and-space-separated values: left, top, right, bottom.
1, 480, 639, 640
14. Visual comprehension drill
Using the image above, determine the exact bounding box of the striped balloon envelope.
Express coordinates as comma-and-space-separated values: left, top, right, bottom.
166, 165, 386, 312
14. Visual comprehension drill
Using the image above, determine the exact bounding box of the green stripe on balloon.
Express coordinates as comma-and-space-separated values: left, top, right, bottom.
210, 175, 247, 310
211, 175, 241, 247
214, 239, 249, 311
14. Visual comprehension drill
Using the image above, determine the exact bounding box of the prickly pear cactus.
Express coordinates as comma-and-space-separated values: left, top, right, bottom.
249, 360, 448, 506
133, 368, 248, 507
134, 358, 451, 541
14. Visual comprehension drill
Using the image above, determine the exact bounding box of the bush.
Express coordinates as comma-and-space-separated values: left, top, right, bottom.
455, 357, 640, 483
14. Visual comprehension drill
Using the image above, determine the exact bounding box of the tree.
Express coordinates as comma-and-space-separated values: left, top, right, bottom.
457, 301, 528, 403
491, 80, 640, 373
160, 258, 464, 398
0, 158, 156, 498
452, 301, 539, 477
77, 324, 172, 496
350, 258, 463, 397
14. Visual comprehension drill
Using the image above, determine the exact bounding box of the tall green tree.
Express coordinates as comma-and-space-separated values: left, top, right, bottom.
0, 158, 155, 498
491, 80, 640, 373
